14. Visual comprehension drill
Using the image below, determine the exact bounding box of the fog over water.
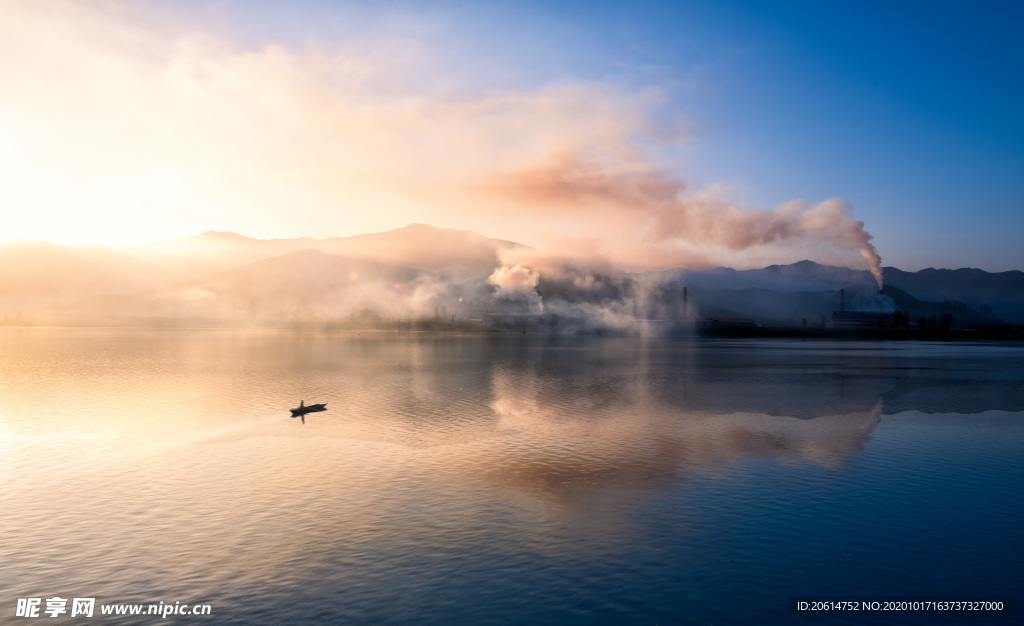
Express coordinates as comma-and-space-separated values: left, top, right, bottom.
1, 329, 1021, 624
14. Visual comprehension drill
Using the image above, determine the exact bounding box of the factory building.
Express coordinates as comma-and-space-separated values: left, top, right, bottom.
831, 288, 895, 329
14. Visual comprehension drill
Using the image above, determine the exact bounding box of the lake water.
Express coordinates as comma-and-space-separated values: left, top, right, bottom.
1, 328, 1021, 624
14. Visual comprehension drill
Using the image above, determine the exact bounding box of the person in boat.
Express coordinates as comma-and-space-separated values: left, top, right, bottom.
290, 400, 327, 424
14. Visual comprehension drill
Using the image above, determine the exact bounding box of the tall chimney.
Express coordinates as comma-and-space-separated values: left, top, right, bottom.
840, 288, 845, 312
683, 286, 688, 318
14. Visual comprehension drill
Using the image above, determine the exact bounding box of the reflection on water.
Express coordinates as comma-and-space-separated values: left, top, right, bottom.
1, 329, 1022, 624
480, 365, 881, 523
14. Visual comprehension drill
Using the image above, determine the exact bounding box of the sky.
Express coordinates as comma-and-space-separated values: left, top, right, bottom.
0, 0, 1021, 272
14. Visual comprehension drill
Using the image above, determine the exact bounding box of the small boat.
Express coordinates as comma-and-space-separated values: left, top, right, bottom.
290, 400, 327, 423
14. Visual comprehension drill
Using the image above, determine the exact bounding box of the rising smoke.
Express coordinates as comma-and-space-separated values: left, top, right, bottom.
488, 264, 544, 312
481, 153, 885, 288
650, 196, 884, 289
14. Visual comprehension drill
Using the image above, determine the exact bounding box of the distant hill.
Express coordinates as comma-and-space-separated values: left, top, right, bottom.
118, 231, 315, 278
0, 241, 181, 310
642, 259, 875, 293
72, 248, 499, 324
642, 260, 1024, 323
315, 223, 528, 273
117, 224, 529, 279
2, 227, 1022, 327
883, 267, 1024, 322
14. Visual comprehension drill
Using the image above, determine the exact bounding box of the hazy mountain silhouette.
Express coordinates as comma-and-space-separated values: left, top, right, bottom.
2, 226, 1022, 326
0, 240, 182, 308
883, 267, 1024, 321
72, 247, 502, 325
314, 223, 528, 272
645, 260, 1024, 323
117, 224, 528, 279
118, 231, 316, 278
644, 259, 873, 293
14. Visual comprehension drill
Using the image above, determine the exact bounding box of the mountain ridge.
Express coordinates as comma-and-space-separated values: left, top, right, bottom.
3, 226, 1022, 326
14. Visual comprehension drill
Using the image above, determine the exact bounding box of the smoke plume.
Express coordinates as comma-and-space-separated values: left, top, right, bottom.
488, 264, 543, 312
480, 153, 884, 287
649, 194, 885, 289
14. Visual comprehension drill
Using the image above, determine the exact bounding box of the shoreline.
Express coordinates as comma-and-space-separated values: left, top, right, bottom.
3, 322, 1022, 341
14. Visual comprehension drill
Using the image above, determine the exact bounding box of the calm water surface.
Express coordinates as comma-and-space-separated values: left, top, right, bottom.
1, 328, 1022, 624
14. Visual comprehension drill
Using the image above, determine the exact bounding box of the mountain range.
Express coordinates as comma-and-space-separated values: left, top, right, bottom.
1, 224, 1021, 328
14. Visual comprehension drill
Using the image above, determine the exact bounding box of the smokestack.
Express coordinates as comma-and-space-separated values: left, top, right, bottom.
683, 286, 688, 318
840, 288, 845, 312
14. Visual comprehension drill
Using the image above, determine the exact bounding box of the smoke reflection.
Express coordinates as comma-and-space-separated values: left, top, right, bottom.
468, 361, 882, 520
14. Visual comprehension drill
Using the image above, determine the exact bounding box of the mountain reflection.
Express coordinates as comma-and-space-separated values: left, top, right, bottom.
471, 362, 882, 518
441, 338, 1022, 517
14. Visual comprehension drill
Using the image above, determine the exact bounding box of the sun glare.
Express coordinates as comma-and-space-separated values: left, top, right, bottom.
1, 124, 199, 246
